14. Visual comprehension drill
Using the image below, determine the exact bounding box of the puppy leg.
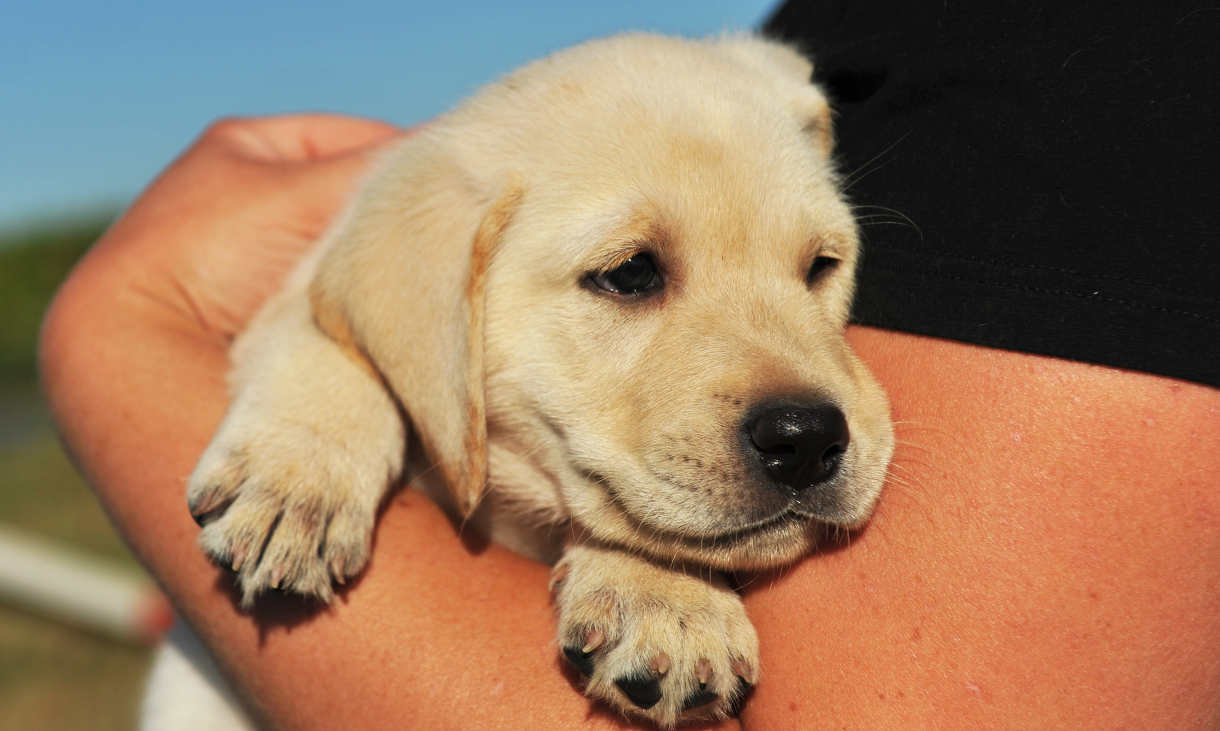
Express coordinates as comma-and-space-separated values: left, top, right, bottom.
187, 285, 404, 606
552, 544, 760, 727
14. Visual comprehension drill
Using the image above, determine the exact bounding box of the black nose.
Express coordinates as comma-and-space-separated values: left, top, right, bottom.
746, 401, 849, 491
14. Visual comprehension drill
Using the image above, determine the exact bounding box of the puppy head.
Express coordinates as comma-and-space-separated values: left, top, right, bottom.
314, 34, 893, 569
479, 34, 894, 567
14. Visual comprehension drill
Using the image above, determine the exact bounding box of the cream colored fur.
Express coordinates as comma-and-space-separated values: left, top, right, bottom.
183, 33, 894, 726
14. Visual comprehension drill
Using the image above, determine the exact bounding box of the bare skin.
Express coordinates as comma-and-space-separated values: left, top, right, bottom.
741, 331, 1220, 729
41, 115, 1219, 729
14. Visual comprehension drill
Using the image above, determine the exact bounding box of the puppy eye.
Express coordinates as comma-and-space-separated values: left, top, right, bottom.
806, 256, 840, 286
588, 254, 663, 296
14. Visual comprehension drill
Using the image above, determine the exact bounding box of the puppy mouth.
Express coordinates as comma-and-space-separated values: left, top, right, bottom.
691, 509, 807, 546
621, 502, 809, 550
576, 462, 872, 556
604, 481, 810, 548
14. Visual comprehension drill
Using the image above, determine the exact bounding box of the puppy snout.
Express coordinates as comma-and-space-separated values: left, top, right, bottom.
745, 401, 849, 492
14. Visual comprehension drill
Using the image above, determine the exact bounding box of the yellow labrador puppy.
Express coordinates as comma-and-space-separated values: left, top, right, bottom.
185, 33, 893, 726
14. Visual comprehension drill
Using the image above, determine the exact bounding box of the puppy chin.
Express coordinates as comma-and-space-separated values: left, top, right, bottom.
565, 449, 889, 570
683, 504, 887, 570
581, 506, 818, 571
703, 473, 888, 568
670, 517, 830, 570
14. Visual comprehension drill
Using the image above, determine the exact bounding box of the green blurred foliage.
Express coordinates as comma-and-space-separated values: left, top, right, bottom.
0, 603, 149, 731
0, 216, 110, 385
0, 214, 151, 731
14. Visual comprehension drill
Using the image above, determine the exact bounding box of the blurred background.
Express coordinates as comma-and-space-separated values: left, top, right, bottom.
1, 1, 776, 728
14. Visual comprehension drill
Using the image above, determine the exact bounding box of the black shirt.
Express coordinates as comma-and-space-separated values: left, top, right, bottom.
764, 1, 1219, 387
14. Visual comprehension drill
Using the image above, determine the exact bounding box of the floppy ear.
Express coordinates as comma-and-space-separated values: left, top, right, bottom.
715, 36, 835, 155
310, 134, 523, 517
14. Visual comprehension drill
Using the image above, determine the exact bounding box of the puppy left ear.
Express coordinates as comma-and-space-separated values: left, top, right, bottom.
309, 134, 523, 518
715, 36, 835, 156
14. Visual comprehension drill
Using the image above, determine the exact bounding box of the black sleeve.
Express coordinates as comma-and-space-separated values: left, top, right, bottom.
763, 1, 1219, 388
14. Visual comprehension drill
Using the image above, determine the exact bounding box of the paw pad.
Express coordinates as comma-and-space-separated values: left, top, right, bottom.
614, 674, 664, 710
681, 688, 719, 711
562, 645, 596, 677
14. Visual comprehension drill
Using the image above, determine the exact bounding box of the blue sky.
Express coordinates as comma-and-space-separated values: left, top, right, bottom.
1, 1, 776, 231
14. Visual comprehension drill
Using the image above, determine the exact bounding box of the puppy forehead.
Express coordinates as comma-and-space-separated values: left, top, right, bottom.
479, 35, 853, 266
528, 161, 851, 274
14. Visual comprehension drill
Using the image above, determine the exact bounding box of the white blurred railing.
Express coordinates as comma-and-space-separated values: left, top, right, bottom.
0, 525, 171, 643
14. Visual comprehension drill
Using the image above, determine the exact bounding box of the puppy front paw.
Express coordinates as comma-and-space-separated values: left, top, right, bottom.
552, 545, 759, 727
188, 412, 393, 607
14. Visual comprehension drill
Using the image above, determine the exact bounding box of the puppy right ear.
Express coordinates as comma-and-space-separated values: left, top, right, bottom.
715, 36, 835, 156
309, 133, 522, 517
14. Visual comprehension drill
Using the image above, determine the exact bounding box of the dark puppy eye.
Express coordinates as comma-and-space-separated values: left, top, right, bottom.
588, 253, 663, 296
806, 256, 840, 286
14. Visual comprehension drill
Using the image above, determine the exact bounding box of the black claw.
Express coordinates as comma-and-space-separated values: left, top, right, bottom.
681, 689, 719, 711
189, 505, 222, 527
562, 646, 595, 677
188, 495, 231, 527
615, 674, 663, 710
727, 679, 754, 717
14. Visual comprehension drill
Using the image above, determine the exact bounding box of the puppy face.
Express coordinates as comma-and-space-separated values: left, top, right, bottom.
474, 35, 894, 568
